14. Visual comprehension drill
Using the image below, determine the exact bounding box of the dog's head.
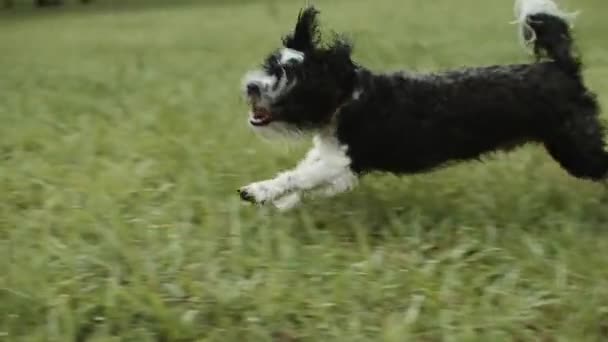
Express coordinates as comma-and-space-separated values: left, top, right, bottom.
241, 6, 357, 136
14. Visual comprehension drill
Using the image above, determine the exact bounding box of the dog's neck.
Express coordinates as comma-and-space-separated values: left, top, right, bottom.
325, 68, 367, 127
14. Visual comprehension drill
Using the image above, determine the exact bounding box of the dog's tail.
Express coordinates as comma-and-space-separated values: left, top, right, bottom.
514, 0, 580, 76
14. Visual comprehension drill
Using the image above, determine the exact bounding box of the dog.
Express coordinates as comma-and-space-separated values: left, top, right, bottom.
238, 0, 607, 210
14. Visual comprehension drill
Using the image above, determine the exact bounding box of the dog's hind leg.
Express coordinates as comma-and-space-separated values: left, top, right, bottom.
544, 115, 608, 181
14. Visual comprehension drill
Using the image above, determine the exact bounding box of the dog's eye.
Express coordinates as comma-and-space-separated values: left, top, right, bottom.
285, 58, 299, 65
263, 54, 280, 67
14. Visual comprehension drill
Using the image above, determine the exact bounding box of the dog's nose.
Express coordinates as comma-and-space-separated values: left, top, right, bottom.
246, 83, 261, 97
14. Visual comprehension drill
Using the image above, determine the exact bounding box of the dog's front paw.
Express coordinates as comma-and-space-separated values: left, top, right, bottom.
238, 181, 279, 205
237, 187, 257, 203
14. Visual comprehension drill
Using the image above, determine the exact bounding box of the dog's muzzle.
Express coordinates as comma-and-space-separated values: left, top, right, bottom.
246, 84, 273, 126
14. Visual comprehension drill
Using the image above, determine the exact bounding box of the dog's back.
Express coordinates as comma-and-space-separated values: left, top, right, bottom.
337, 0, 607, 179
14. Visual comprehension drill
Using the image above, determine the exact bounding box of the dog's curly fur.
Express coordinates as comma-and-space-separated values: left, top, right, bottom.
238, 0, 606, 209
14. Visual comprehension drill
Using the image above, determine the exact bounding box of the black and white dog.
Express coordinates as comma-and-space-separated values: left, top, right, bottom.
238, 0, 606, 210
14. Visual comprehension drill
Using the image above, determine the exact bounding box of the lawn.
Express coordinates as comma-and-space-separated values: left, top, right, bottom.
1, 0, 608, 340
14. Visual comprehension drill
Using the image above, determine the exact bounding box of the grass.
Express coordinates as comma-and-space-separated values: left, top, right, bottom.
1, 0, 608, 340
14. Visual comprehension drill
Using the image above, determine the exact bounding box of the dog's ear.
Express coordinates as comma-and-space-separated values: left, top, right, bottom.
325, 36, 356, 87
282, 6, 321, 52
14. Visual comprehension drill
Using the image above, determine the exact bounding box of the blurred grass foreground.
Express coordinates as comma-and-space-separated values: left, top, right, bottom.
1, 0, 608, 341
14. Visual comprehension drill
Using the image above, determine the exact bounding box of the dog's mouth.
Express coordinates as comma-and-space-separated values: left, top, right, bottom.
250, 106, 273, 126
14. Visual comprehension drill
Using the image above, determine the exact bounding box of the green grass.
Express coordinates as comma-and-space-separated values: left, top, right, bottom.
1, 0, 608, 340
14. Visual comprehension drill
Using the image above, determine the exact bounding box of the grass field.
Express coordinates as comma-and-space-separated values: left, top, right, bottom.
1, 0, 608, 340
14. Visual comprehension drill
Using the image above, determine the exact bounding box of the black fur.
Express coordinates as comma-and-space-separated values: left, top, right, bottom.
339, 64, 606, 180
261, 15, 356, 129
526, 13, 580, 76
248, 6, 608, 181
282, 7, 321, 53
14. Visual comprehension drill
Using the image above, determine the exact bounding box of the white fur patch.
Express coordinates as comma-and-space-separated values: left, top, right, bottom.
272, 192, 302, 211
239, 134, 357, 209
279, 48, 305, 64
512, 0, 578, 50
241, 70, 277, 94
515, 0, 563, 18
242, 59, 298, 106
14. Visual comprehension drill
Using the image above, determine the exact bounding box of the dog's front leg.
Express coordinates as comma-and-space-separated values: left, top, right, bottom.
238, 138, 355, 207
270, 170, 358, 211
